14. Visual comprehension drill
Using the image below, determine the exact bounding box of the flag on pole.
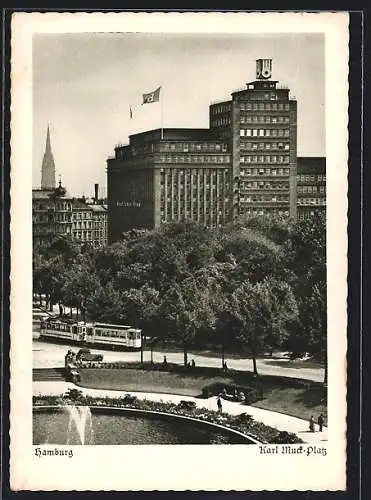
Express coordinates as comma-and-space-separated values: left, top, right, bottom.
142, 86, 161, 104
129, 105, 133, 119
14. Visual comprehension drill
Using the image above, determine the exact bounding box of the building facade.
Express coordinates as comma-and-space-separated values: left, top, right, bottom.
107, 59, 323, 243
209, 58, 297, 221
33, 182, 108, 247
107, 128, 231, 242
33, 183, 72, 247
88, 204, 108, 247
297, 157, 326, 220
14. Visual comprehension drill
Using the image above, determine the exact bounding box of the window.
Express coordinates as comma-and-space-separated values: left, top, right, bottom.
253, 129, 258, 137
259, 129, 264, 137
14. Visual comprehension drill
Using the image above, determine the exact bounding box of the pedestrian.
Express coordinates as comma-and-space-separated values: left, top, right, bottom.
217, 395, 223, 413
191, 359, 196, 368
223, 361, 228, 373
309, 415, 315, 432
163, 355, 167, 365
318, 413, 325, 432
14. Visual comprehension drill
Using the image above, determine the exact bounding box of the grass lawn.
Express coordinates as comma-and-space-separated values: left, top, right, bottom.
79, 369, 236, 397
78, 368, 327, 421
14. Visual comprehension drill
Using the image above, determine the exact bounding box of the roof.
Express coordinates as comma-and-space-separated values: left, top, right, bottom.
297, 157, 326, 174
88, 204, 107, 213
72, 200, 93, 211
32, 187, 72, 200
129, 127, 221, 143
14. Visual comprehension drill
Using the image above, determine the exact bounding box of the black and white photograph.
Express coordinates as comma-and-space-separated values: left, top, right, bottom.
10, 11, 348, 491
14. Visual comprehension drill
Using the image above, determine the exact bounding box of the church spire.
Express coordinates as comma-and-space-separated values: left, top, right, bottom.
41, 125, 56, 189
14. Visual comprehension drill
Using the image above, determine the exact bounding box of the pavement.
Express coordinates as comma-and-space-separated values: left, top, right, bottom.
33, 380, 328, 444
33, 304, 324, 383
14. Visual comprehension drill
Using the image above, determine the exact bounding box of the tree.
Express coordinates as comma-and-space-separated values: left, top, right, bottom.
286, 281, 327, 383
120, 285, 161, 363
231, 278, 298, 375
85, 282, 124, 323
159, 275, 216, 366
61, 259, 100, 321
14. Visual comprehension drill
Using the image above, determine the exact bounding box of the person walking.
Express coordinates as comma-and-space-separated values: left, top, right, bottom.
318, 413, 325, 432
309, 415, 315, 432
217, 395, 223, 413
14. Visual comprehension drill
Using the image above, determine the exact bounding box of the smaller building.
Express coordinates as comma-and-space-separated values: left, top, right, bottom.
71, 200, 94, 245
296, 157, 326, 220
87, 203, 108, 248
32, 183, 72, 247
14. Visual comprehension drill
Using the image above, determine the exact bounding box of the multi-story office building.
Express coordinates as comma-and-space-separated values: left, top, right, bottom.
209, 58, 297, 221
107, 128, 231, 242
297, 157, 326, 219
107, 59, 323, 243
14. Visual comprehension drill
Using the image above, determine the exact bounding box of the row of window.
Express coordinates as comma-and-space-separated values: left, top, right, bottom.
298, 210, 324, 220
164, 183, 227, 192
33, 215, 52, 223
161, 142, 228, 153
240, 102, 291, 111
240, 115, 290, 124
94, 329, 138, 339
241, 155, 290, 164
73, 221, 93, 229
240, 195, 289, 203
240, 142, 290, 151
298, 198, 326, 206
240, 128, 290, 138
210, 103, 232, 114
298, 185, 326, 194
54, 203, 72, 211
211, 117, 231, 127
240, 209, 290, 216
297, 174, 326, 182
160, 168, 229, 175
157, 155, 230, 164
240, 181, 289, 190
73, 212, 93, 220
72, 231, 93, 240
162, 209, 226, 217
240, 167, 290, 176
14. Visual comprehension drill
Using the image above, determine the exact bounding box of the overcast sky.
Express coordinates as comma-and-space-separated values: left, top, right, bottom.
33, 32, 325, 196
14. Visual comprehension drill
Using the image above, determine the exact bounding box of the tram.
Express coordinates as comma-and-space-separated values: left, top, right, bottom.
39, 317, 142, 350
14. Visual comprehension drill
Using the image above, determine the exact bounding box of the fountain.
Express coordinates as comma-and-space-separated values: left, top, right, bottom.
66, 406, 94, 445
34, 406, 259, 445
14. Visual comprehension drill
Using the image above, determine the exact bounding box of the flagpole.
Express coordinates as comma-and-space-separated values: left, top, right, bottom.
160, 86, 164, 140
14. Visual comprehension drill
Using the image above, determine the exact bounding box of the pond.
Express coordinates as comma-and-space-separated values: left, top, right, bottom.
33, 406, 256, 445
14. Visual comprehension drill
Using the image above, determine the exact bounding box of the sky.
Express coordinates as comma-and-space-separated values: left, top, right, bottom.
33, 32, 325, 196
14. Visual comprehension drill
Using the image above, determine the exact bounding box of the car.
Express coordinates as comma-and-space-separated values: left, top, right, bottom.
76, 348, 103, 362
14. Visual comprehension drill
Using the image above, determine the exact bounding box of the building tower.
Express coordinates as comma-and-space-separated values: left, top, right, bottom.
210, 58, 297, 220
41, 125, 56, 189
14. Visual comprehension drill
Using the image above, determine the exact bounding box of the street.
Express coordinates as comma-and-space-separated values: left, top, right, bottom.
33, 335, 324, 382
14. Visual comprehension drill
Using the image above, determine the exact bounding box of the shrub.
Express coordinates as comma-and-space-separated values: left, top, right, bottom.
178, 400, 197, 411
121, 394, 137, 405
32, 394, 303, 444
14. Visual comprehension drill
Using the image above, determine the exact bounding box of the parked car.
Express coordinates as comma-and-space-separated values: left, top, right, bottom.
76, 348, 103, 362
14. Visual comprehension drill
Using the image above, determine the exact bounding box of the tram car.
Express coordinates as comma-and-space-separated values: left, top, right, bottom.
39, 317, 142, 350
